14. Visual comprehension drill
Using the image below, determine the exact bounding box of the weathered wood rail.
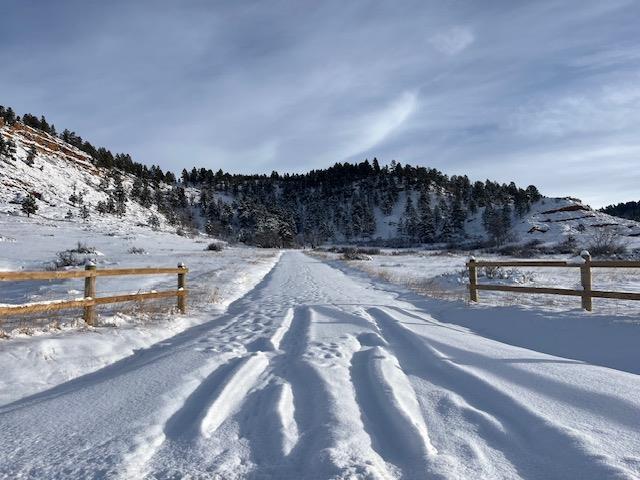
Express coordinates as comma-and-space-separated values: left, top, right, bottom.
467, 251, 640, 311
0, 263, 188, 325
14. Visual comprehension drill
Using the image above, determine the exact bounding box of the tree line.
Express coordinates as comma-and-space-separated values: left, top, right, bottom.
2, 104, 542, 247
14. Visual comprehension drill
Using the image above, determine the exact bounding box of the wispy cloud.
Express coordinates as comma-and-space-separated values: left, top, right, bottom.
0, 0, 639, 206
346, 91, 418, 158
430, 27, 474, 55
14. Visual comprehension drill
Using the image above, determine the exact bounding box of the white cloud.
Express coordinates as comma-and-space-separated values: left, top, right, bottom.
430, 26, 474, 55
342, 91, 418, 159
508, 76, 640, 137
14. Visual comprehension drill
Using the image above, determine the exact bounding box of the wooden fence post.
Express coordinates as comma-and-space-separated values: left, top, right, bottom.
580, 250, 592, 312
468, 256, 478, 303
177, 263, 187, 314
83, 262, 97, 325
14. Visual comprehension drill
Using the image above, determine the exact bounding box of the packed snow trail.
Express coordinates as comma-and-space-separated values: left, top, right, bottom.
1, 252, 639, 479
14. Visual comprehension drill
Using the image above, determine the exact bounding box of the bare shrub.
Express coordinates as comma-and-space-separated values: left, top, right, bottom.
127, 246, 147, 254
480, 265, 503, 279
587, 230, 627, 257
205, 242, 224, 252
70, 241, 96, 254
342, 249, 372, 261
550, 235, 578, 255
390, 249, 420, 256
355, 247, 380, 255
318, 246, 380, 255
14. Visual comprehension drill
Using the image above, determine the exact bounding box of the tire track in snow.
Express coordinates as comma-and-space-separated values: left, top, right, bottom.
350, 345, 441, 479
367, 306, 633, 479
238, 381, 299, 467
162, 353, 268, 441
242, 306, 394, 479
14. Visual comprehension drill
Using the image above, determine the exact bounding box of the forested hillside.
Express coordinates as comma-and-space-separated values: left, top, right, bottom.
5, 104, 635, 250
601, 201, 640, 222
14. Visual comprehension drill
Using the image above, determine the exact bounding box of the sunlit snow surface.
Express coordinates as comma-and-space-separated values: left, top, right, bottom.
0, 246, 639, 479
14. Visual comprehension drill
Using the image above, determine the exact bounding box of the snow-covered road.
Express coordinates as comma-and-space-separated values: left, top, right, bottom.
1, 251, 639, 479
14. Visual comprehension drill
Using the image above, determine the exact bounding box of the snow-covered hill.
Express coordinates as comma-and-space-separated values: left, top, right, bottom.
0, 118, 181, 232
2, 116, 637, 250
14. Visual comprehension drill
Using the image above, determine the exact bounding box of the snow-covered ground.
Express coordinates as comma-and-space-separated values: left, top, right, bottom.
0, 212, 280, 405
327, 249, 640, 314
1, 251, 639, 479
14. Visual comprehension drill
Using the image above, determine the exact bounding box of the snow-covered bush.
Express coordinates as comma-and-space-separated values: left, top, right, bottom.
478, 266, 535, 284
47, 251, 84, 269
70, 242, 96, 254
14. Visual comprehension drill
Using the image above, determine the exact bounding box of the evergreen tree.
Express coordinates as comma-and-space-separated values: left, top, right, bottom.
439, 215, 453, 243
21, 194, 38, 217
139, 181, 152, 208
402, 194, 418, 241
416, 189, 435, 242
95, 201, 108, 215
0, 134, 17, 160
131, 177, 143, 199
148, 214, 160, 230
80, 205, 90, 221
25, 146, 36, 166
112, 174, 127, 217
69, 185, 79, 206
450, 199, 467, 236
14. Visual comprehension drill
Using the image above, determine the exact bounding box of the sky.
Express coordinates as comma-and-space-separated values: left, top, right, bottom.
1, 0, 639, 207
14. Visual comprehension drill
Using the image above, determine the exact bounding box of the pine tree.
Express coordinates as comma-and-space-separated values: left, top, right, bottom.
403, 194, 418, 241
21, 194, 38, 217
501, 203, 512, 232
25, 146, 36, 166
80, 205, 90, 221
139, 180, 152, 208
416, 189, 435, 242
0, 134, 8, 159
69, 185, 79, 206
0, 134, 17, 160
440, 216, 453, 242
5, 107, 16, 125
450, 199, 467, 236
396, 218, 405, 238
131, 177, 143, 199
148, 214, 160, 230
96, 201, 108, 215
112, 175, 127, 217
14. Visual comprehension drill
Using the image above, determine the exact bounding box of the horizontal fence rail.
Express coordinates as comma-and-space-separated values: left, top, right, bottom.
467, 251, 640, 311
0, 263, 188, 325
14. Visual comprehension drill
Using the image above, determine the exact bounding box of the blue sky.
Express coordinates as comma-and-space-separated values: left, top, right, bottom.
1, 0, 639, 207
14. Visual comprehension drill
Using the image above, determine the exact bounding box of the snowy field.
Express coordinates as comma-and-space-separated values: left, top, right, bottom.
0, 212, 280, 405
323, 248, 640, 314
0, 247, 638, 478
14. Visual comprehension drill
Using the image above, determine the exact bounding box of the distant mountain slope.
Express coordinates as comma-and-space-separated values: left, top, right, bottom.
1, 107, 638, 251
0, 117, 184, 233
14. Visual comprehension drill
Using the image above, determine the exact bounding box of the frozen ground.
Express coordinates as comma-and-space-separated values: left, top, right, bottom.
0, 212, 279, 404
332, 249, 640, 314
1, 251, 639, 479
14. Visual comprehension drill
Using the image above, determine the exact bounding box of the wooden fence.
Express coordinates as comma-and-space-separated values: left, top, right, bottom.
0, 263, 188, 325
467, 251, 640, 311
